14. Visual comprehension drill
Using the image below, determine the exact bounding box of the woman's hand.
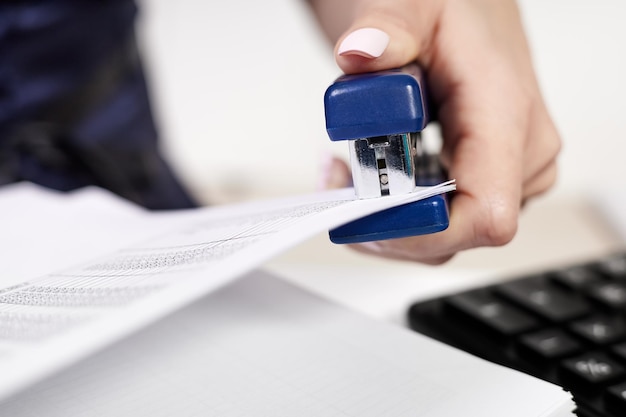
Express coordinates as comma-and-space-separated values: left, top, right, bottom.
310, 0, 561, 264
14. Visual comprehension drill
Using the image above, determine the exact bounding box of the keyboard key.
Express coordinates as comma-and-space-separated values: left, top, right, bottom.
570, 316, 626, 345
595, 254, 626, 280
605, 382, 626, 416
551, 266, 604, 290
611, 342, 626, 363
444, 291, 540, 337
519, 329, 582, 362
408, 252, 626, 417
588, 282, 626, 311
496, 278, 591, 322
560, 353, 626, 389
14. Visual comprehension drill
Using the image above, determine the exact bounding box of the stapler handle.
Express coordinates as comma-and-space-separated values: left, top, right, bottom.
324, 63, 429, 142
323, 65, 450, 244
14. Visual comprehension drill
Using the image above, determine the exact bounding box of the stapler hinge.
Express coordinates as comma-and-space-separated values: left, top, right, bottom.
350, 131, 424, 199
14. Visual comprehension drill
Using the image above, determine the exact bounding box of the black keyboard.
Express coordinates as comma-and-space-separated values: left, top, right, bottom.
407, 252, 626, 417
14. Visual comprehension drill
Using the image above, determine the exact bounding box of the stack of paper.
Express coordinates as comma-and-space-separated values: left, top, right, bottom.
0, 182, 574, 416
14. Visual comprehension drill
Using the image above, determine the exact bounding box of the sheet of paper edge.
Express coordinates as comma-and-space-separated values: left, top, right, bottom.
0, 182, 455, 400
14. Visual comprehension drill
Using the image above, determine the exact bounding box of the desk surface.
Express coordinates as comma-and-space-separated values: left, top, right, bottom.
266, 193, 624, 324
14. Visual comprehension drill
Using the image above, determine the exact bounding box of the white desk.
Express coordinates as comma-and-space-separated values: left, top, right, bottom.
266, 193, 624, 324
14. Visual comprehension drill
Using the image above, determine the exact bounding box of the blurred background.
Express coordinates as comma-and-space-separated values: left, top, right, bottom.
137, 0, 336, 203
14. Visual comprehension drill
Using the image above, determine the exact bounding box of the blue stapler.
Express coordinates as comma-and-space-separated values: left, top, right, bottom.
324, 64, 450, 244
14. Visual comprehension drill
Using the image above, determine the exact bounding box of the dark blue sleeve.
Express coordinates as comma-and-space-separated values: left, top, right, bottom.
0, 1, 197, 209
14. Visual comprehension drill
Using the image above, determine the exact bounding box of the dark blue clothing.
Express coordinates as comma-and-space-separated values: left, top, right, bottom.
0, 0, 196, 209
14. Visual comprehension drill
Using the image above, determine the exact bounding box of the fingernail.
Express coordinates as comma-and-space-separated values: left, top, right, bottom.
338, 27, 390, 58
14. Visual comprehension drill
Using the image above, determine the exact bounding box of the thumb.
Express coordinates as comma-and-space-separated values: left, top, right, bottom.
317, 154, 352, 190
334, 1, 441, 74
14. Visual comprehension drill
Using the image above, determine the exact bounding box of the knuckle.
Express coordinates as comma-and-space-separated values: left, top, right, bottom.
541, 165, 558, 192
543, 119, 563, 160
526, 163, 559, 198
475, 201, 519, 247
550, 129, 562, 157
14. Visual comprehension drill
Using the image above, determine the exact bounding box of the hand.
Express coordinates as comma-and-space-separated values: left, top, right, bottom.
310, 0, 561, 264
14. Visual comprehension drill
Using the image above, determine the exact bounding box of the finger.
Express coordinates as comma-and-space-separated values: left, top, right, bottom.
350, 241, 455, 265
351, 188, 519, 263
318, 155, 352, 190
522, 161, 558, 200
437, 80, 526, 249
334, 0, 442, 74
344, 70, 529, 261
521, 99, 562, 184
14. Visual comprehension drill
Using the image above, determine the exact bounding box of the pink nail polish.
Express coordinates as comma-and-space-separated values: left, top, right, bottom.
338, 28, 390, 58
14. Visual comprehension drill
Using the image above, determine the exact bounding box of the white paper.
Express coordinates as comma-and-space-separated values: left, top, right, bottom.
0, 181, 455, 400
0, 270, 574, 417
